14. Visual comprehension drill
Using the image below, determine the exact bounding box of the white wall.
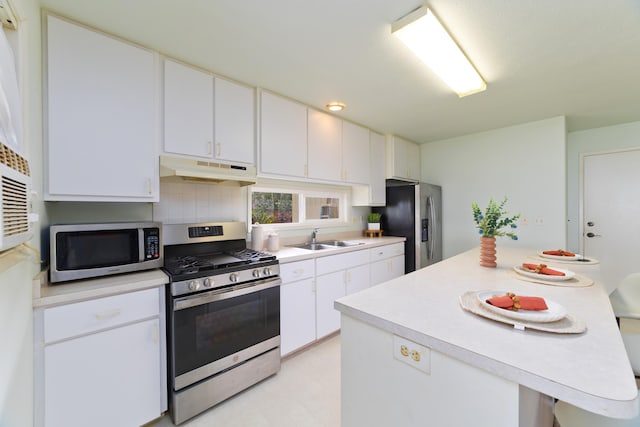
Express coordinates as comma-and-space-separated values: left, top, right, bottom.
0, 0, 41, 426
566, 120, 640, 251
421, 116, 567, 258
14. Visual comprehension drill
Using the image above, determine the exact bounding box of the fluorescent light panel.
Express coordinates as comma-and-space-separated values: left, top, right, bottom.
392, 6, 486, 97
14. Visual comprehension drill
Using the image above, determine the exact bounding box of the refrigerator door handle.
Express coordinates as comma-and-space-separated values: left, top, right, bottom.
427, 195, 437, 260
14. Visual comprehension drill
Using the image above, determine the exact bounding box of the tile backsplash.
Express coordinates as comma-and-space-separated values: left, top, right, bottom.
153, 181, 248, 225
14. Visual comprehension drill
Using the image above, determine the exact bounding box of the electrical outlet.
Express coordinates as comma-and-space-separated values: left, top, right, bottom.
393, 335, 430, 374
535, 216, 544, 226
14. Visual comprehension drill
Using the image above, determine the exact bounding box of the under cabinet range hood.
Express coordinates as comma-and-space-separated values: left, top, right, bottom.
160, 156, 257, 186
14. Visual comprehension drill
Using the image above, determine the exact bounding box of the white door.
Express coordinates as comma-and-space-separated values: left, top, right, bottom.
582, 148, 640, 293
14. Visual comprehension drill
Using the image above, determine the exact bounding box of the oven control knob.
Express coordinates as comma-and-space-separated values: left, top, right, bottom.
188, 280, 200, 291
229, 273, 239, 283
203, 277, 213, 288
263, 267, 272, 276
252, 269, 261, 278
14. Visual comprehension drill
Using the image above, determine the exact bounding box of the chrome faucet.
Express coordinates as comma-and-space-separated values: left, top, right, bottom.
310, 228, 319, 244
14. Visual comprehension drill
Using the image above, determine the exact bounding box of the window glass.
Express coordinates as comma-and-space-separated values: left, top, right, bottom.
306, 197, 340, 220
251, 191, 298, 224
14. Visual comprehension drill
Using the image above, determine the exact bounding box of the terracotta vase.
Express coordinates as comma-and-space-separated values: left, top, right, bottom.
479, 236, 497, 268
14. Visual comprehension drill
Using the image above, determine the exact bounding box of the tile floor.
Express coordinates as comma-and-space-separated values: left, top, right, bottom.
150, 334, 341, 427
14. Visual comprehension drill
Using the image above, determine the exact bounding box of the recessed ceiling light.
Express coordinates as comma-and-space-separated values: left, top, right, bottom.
326, 102, 346, 112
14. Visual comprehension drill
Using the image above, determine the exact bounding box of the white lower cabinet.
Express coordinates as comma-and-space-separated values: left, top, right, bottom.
280, 242, 403, 355
44, 319, 161, 427
280, 260, 316, 356
316, 262, 369, 337
370, 242, 405, 286
34, 287, 167, 427
315, 249, 370, 339
315, 270, 347, 338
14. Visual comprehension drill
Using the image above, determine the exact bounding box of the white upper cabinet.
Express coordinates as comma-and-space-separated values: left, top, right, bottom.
164, 59, 255, 165
163, 59, 214, 159
214, 78, 255, 165
45, 15, 158, 201
342, 121, 370, 184
386, 135, 421, 182
259, 91, 308, 178
307, 109, 342, 182
352, 130, 386, 206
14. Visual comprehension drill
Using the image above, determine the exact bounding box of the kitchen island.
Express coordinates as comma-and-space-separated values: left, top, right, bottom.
335, 246, 638, 427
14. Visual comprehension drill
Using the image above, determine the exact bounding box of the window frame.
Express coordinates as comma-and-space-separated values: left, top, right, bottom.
248, 183, 350, 230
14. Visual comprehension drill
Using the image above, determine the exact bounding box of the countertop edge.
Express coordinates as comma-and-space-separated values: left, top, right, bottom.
334, 245, 640, 419
335, 299, 638, 418
33, 269, 169, 309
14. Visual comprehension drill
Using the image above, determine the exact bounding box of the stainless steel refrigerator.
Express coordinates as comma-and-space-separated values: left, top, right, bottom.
373, 181, 442, 273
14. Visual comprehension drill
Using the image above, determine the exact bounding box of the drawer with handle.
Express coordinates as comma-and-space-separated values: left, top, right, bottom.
370, 242, 404, 262
43, 287, 160, 343
280, 259, 315, 283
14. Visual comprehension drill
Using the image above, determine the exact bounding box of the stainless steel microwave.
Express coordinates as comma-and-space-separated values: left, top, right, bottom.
49, 222, 163, 283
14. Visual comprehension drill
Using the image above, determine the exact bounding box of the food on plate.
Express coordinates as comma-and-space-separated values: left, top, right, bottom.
486, 292, 548, 311
543, 249, 576, 257
522, 263, 565, 276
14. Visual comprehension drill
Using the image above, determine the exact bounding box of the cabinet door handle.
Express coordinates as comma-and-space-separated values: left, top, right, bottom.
147, 178, 152, 195
95, 308, 121, 321
207, 141, 213, 155
152, 322, 159, 343
293, 268, 304, 275
216, 142, 222, 157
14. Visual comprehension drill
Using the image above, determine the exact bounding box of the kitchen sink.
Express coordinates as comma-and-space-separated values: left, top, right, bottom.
291, 240, 365, 251
291, 243, 335, 251
319, 240, 365, 247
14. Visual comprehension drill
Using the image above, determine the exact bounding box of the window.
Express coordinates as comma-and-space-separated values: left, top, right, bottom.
250, 185, 348, 227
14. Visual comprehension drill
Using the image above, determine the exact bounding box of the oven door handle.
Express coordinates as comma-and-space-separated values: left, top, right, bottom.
173, 278, 282, 311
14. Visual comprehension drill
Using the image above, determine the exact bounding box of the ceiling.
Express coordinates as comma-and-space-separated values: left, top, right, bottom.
38, 0, 640, 144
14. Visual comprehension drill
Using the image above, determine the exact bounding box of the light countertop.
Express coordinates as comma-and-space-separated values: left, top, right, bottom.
335, 246, 638, 418
33, 269, 169, 309
32, 236, 405, 308
271, 236, 406, 263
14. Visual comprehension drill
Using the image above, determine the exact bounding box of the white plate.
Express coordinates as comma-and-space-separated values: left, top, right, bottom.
476, 291, 567, 323
539, 252, 581, 261
514, 265, 575, 281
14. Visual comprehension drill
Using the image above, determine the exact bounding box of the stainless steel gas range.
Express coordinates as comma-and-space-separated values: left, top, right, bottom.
162, 222, 281, 425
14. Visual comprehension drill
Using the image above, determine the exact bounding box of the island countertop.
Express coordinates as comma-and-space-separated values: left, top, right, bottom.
335, 246, 638, 419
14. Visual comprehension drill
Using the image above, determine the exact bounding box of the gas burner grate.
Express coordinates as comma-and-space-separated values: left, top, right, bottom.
165, 256, 215, 275
227, 248, 277, 262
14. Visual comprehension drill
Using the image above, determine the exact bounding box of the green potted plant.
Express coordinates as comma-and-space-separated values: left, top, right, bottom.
367, 212, 382, 230
471, 197, 520, 267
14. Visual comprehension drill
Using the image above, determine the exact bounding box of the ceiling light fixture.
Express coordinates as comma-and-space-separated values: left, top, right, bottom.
326, 102, 346, 112
391, 6, 486, 97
